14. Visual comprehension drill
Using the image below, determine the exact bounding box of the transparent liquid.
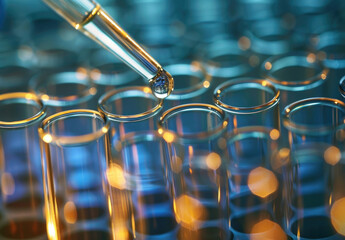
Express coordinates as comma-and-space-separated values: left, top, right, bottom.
76, 6, 174, 99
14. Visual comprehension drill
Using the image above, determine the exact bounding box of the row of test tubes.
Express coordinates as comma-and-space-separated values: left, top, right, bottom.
1, 0, 345, 239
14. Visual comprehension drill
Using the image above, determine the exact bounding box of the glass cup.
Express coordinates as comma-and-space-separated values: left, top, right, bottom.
39, 109, 111, 240
158, 103, 231, 239
0, 92, 47, 240
214, 78, 280, 131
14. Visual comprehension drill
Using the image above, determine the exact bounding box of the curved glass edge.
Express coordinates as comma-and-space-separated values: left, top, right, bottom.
213, 78, 280, 114
38, 109, 109, 146
98, 86, 163, 122
0, 92, 47, 128
227, 126, 280, 144
164, 62, 211, 100
29, 69, 97, 107
158, 103, 229, 142
282, 97, 345, 135
261, 52, 329, 91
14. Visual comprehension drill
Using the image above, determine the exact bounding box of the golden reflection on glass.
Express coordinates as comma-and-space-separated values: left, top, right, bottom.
174, 195, 206, 229
250, 219, 287, 240
331, 197, 345, 236
1, 173, 15, 196
106, 163, 126, 190
206, 152, 221, 170
324, 146, 341, 166
64, 201, 77, 224
247, 167, 279, 198
171, 156, 183, 174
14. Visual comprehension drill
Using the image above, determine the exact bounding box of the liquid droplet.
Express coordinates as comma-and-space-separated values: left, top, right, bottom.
150, 68, 174, 99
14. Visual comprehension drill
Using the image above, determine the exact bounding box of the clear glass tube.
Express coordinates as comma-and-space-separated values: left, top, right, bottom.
29, 68, 98, 114
38, 109, 110, 240
314, 30, 345, 100
98, 86, 163, 142
281, 97, 345, 239
0, 92, 47, 240
262, 51, 329, 109
163, 62, 212, 109
106, 131, 176, 239
214, 78, 281, 131
282, 97, 345, 145
226, 126, 287, 239
42, 0, 174, 99
158, 103, 231, 239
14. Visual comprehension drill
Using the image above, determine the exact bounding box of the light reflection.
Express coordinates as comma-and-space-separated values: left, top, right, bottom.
90, 68, 101, 80
331, 197, 345, 236
264, 62, 272, 70
250, 219, 287, 240
248, 167, 278, 198
163, 131, 175, 143
306, 53, 316, 63
238, 36, 251, 50
174, 195, 206, 229
269, 129, 280, 140
324, 146, 341, 166
64, 201, 77, 224
205, 152, 221, 170
1, 173, 15, 195
47, 221, 58, 240
106, 163, 126, 189
171, 156, 183, 173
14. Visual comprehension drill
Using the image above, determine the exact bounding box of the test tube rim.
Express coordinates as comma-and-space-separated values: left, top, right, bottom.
98, 86, 163, 122
282, 97, 345, 135
38, 109, 109, 146
213, 78, 280, 114
261, 51, 329, 91
0, 92, 46, 128
29, 69, 96, 107
158, 103, 228, 142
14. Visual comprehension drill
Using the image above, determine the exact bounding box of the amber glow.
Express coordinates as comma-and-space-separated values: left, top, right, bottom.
250, 219, 287, 240
238, 36, 251, 50
269, 129, 280, 140
64, 201, 77, 224
76, 67, 87, 78
107, 163, 126, 189
47, 221, 58, 240
306, 53, 316, 63
174, 195, 206, 229
331, 197, 345, 236
248, 167, 278, 198
203, 80, 210, 88
206, 152, 221, 170
43, 134, 53, 143
324, 146, 341, 166
1, 173, 15, 195
163, 131, 175, 143
264, 62, 272, 70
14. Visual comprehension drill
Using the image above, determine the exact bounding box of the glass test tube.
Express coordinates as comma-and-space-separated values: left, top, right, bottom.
214, 78, 280, 131
106, 131, 177, 239
158, 103, 231, 240
29, 68, 98, 114
0, 92, 47, 240
42, 0, 174, 99
39, 109, 111, 240
262, 52, 329, 109
227, 126, 288, 240
282, 97, 345, 239
163, 62, 212, 109
98, 86, 163, 142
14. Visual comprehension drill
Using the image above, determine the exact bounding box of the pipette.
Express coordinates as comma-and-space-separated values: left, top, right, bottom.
42, 0, 174, 99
